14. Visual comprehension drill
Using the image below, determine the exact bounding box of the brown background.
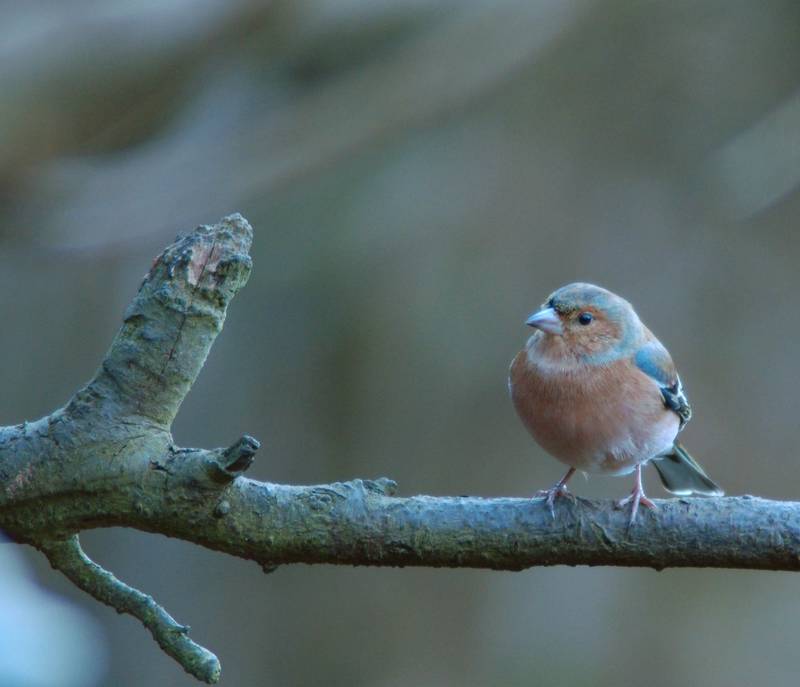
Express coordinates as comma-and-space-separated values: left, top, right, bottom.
2, 2, 800, 685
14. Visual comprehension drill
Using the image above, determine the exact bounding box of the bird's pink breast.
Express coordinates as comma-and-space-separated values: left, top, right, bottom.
509, 349, 679, 474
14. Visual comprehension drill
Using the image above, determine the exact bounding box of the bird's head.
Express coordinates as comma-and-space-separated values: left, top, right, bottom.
525, 283, 640, 362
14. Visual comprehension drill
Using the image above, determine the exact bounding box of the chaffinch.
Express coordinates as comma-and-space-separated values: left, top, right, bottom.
508, 282, 722, 524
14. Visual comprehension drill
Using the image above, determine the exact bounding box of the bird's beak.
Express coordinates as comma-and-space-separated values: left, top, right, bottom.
525, 307, 563, 335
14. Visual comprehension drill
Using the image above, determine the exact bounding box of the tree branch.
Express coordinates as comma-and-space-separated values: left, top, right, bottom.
39, 535, 220, 683
1, 214, 798, 683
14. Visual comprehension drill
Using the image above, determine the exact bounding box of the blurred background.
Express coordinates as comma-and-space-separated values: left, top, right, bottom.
2, 1, 800, 685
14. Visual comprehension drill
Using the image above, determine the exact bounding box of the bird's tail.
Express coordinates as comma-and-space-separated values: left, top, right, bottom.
651, 442, 724, 496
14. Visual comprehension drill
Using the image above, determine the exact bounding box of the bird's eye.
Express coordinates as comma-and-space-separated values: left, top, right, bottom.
578, 312, 593, 325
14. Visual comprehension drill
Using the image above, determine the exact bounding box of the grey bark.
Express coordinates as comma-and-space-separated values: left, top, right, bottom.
0, 214, 797, 682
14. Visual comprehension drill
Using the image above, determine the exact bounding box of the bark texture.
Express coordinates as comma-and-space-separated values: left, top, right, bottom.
0, 214, 796, 682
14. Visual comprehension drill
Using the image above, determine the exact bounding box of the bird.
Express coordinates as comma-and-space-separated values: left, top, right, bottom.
508, 282, 722, 524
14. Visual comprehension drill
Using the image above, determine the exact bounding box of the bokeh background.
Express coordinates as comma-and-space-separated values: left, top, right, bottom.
2, 1, 800, 685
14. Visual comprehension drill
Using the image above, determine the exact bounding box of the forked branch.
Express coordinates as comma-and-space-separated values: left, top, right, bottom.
1, 215, 797, 683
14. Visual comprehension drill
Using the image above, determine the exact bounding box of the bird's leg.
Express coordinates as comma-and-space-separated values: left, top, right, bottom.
616, 463, 657, 525
535, 467, 576, 518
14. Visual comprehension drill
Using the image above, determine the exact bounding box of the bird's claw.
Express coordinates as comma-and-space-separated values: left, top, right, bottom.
616, 489, 657, 526
535, 484, 573, 519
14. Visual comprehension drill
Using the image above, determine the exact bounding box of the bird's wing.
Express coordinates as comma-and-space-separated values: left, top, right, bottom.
633, 338, 692, 428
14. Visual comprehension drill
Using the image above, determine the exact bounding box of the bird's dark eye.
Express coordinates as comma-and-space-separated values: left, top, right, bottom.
578, 312, 593, 325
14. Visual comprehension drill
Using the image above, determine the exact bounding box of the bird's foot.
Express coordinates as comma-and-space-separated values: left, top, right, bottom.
616, 488, 657, 526
534, 484, 573, 518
